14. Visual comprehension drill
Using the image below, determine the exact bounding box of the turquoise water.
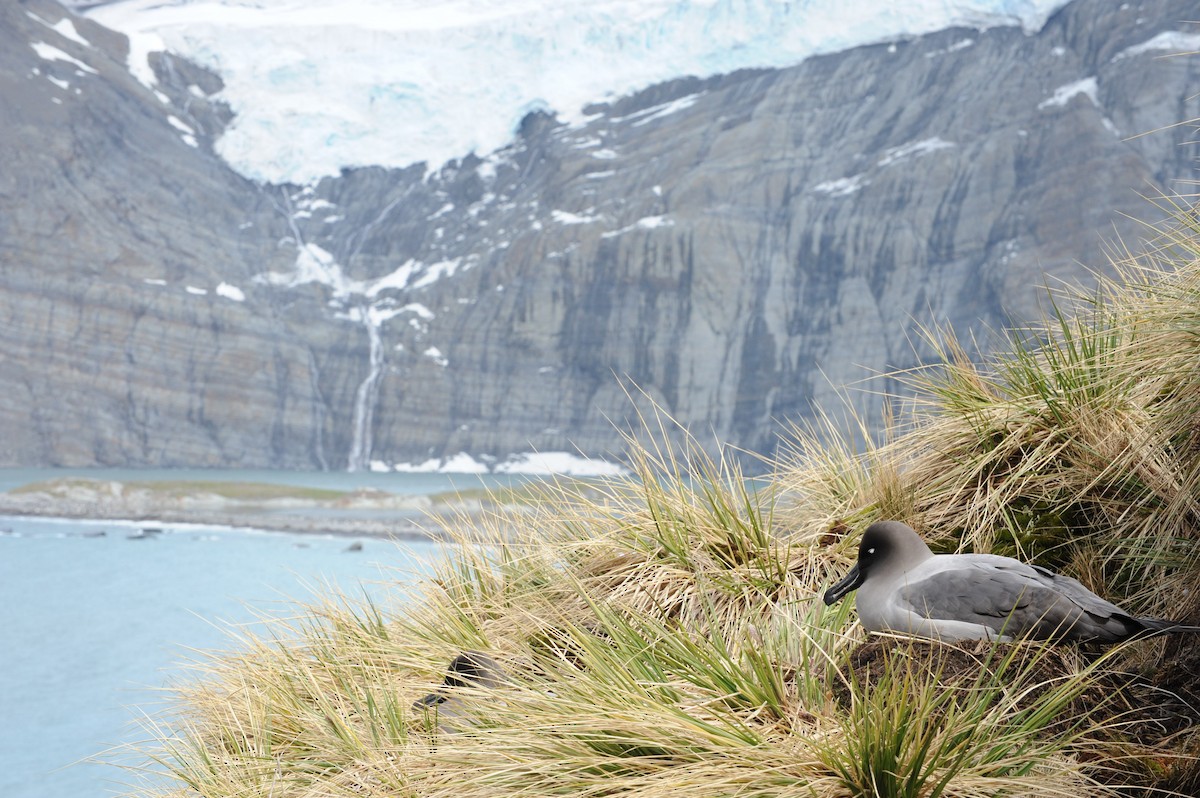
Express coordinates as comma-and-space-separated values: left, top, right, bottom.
0, 501, 449, 798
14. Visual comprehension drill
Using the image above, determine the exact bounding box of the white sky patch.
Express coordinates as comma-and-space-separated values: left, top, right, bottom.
1112, 31, 1200, 62
877, 137, 955, 167
31, 41, 97, 74
552, 209, 603, 225
601, 215, 674, 238
216, 282, 245, 301
813, 174, 868, 196
1038, 76, 1098, 110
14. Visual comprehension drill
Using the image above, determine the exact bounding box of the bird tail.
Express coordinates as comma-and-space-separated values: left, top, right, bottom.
1136, 617, 1200, 635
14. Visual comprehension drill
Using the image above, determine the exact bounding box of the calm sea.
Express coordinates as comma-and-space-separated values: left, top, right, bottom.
0, 468, 516, 798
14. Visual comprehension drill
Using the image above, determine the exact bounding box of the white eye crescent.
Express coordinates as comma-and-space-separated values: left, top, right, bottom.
867, 547, 876, 555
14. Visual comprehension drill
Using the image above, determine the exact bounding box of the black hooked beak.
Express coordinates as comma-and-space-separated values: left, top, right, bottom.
823, 562, 864, 606
412, 691, 447, 710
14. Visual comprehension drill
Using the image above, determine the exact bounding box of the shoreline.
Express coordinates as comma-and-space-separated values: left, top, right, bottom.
0, 476, 510, 540
0, 503, 458, 540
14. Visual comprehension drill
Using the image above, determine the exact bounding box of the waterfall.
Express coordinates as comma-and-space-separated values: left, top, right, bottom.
346, 307, 385, 472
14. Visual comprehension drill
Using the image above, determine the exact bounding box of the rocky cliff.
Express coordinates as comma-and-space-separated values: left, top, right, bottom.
1, 0, 1197, 471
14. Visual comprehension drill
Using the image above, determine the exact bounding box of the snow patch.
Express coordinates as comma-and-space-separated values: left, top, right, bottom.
1038, 76, 1098, 109
494, 451, 627, 476
438, 453, 491, 474
813, 174, 868, 196
552, 209, 602, 225
411, 258, 464, 290
27, 12, 92, 48
924, 37, 974, 57
601, 215, 674, 238
51, 18, 92, 47
365, 259, 418, 298
423, 346, 449, 367
612, 93, 701, 127
167, 115, 195, 134
258, 242, 359, 298
877, 137, 955, 167
391, 451, 625, 476
216, 282, 245, 301
1112, 32, 1200, 62
400, 303, 435, 320
31, 41, 97, 74
185, 285, 208, 296
427, 202, 455, 220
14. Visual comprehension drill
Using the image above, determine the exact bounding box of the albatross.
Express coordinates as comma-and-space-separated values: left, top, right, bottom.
823, 520, 1200, 643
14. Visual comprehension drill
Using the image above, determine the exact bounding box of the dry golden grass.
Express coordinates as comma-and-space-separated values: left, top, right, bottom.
123, 199, 1200, 797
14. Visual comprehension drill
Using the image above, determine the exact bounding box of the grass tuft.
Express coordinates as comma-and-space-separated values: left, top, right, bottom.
122, 195, 1200, 797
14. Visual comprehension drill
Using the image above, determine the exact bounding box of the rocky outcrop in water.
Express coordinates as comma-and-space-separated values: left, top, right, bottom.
1, 0, 1197, 470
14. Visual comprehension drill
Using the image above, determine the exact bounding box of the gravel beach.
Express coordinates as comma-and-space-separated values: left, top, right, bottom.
0, 477, 507, 540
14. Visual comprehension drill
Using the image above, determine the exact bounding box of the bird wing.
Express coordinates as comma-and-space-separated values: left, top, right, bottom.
896, 558, 1137, 642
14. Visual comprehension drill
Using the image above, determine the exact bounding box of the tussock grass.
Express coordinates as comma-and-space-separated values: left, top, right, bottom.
124, 199, 1200, 797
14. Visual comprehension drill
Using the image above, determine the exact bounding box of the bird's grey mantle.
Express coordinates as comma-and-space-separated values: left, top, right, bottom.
1, 0, 1197, 470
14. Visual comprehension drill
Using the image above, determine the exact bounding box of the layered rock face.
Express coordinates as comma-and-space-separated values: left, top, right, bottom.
0, 0, 329, 467
1, 0, 1197, 470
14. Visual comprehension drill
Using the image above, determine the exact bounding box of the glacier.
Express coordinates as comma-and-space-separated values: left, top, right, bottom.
85, 0, 1072, 185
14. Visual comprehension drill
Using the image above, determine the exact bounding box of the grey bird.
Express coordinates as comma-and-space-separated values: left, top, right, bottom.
823, 520, 1200, 643
412, 650, 510, 711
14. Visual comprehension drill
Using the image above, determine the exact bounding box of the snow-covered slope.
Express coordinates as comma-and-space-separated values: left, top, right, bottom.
86, 0, 1071, 184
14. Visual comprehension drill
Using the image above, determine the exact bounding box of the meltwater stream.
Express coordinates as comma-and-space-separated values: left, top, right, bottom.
0, 515, 443, 798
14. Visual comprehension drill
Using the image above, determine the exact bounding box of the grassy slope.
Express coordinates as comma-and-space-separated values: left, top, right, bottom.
124, 201, 1200, 797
